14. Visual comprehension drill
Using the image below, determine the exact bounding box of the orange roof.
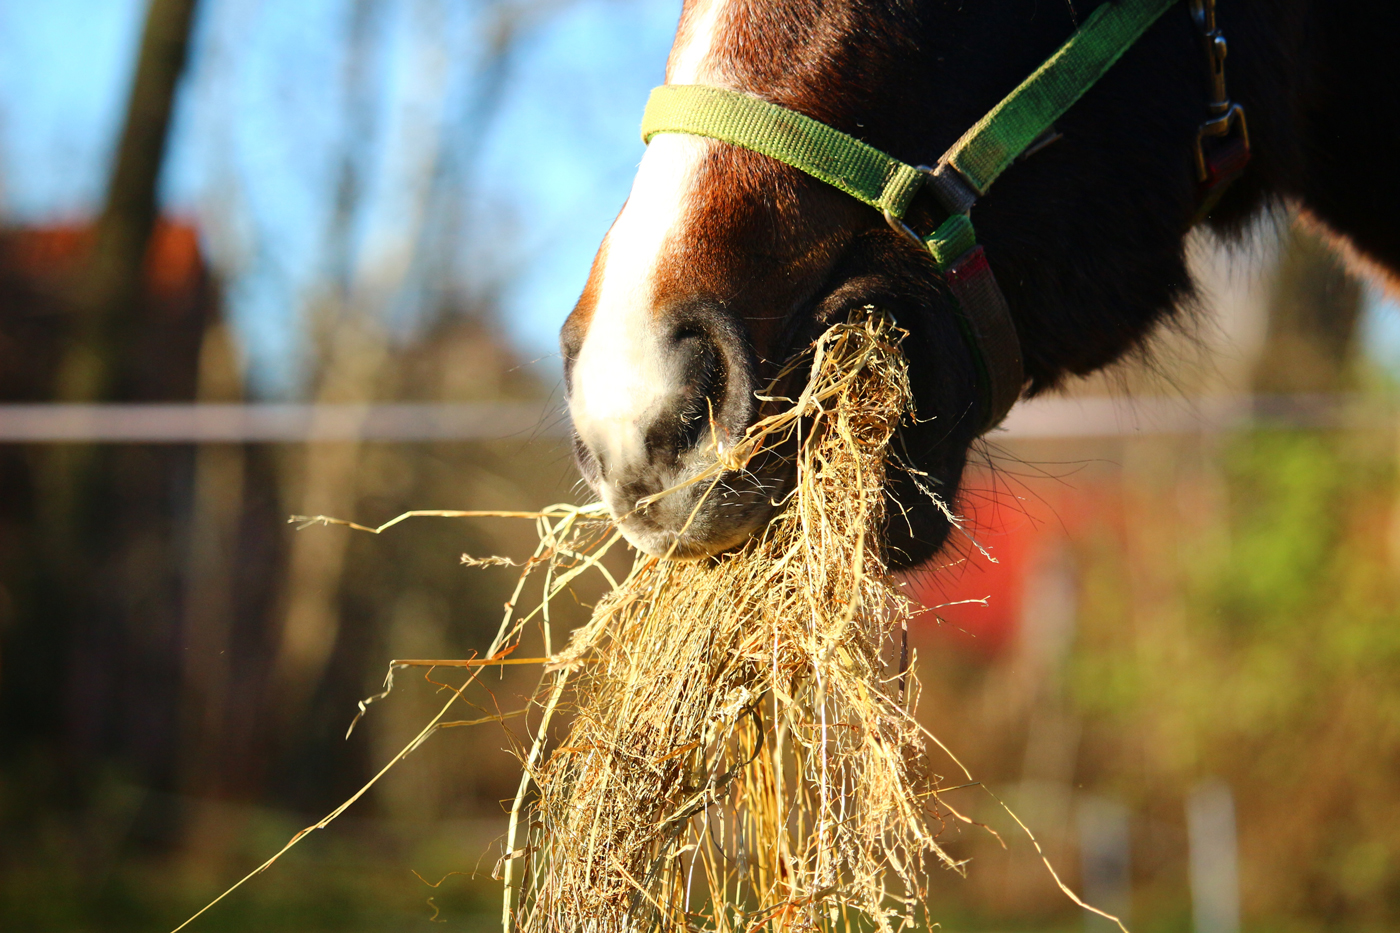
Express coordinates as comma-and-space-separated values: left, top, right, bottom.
2, 218, 205, 300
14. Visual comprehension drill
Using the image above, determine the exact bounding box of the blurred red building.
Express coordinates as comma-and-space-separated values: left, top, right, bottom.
904, 472, 1125, 658
0, 218, 215, 402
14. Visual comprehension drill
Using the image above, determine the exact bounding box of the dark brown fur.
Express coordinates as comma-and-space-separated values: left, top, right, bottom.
564, 0, 1400, 568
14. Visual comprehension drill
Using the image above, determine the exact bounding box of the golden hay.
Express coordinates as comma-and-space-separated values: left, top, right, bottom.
502, 312, 960, 932
174, 312, 1127, 933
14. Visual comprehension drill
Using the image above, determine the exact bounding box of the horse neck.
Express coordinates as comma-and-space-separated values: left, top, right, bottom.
1236, 0, 1400, 280
663, 1, 1400, 391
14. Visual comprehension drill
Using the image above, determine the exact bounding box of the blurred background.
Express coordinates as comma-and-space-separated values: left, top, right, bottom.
0, 1, 1396, 931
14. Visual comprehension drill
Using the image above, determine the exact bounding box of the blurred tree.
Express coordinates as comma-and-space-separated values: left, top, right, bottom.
271, 0, 533, 729
58, 0, 202, 404
0, 0, 223, 864
269, 0, 389, 734
0, 2, 585, 928
39, 0, 208, 548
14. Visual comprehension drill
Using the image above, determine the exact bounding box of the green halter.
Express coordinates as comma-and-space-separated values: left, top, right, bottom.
640, 0, 1191, 431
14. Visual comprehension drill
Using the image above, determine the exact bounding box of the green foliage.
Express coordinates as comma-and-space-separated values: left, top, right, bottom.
1068, 428, 1400, 927
0, 772, 503, 932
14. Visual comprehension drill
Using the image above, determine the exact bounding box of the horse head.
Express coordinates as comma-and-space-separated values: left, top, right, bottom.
561, 0, 1302, 568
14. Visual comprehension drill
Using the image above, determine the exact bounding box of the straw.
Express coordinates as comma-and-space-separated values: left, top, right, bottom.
506, 311, 959, 932
174, 310, 1127, 933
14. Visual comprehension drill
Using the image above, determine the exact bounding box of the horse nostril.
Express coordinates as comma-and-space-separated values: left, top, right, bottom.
560, 316, 586, 393
645, 324, 728, 458
678, 360, 724, 451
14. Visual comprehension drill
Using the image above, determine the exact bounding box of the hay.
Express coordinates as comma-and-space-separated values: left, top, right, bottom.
174, 311, 1130, 933
503, 312, 961, 932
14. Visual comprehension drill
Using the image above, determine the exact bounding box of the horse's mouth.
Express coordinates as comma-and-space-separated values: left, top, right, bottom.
585, 308, 855, 560
613, 498, 759, 560
599, 451, 793, 560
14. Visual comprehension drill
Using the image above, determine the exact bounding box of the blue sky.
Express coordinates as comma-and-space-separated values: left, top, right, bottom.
0, 0, 1396, 394
0, 0, 681, 395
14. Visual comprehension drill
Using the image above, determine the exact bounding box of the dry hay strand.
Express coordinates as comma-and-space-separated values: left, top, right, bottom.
506, 311, 961, 932
173, 312, 1128, 933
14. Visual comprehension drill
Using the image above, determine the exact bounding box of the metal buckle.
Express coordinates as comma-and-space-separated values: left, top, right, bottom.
884, 164, 936, 249
1188, 0, 1250, 184
885, 162, 981, 250
883, 208, 926, 250
1194, 102, 1250, 182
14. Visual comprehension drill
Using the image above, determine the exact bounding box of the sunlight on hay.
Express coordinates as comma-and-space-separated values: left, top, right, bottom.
501, 312, 965, 932
174, 311, 1127, 933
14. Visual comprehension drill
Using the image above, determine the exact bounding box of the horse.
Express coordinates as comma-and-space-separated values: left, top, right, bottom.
559, 0, 1400, 569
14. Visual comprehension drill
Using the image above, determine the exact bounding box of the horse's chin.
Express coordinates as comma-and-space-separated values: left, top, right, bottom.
602, 467, 787, 562
616, 521, 752, 562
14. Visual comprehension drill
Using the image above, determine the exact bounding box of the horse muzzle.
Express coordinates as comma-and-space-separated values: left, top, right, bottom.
564, 303, 783, 559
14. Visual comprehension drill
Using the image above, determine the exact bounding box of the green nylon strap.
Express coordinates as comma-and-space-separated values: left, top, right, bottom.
641, 0, 1178, 213
946, 0, 1178, 194
637, 0, 1181, 431
926, 214, 976, 271
642, 84, 926, 219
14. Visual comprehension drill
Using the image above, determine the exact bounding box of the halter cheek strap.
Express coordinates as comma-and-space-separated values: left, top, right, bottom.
640, 0, 1225, 433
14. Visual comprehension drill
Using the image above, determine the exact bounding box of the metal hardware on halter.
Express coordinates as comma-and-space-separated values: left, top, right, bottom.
1194, 102, 1249, 181
884, 208, 925, 250
884, 162, 981, 249
883, 209, 925, 250
1189, 0, 1228, 110
640, 0, 1185, 432
1189, 0, 1250, 206
879, 160, 1024, 427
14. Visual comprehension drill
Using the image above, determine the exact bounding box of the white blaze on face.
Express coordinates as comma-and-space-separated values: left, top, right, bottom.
669, 0, 727, 85
569, 0, 729, 494
570, 134, 709, 483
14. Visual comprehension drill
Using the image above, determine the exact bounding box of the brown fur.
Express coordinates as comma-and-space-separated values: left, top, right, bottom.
564, 0, 1400, 568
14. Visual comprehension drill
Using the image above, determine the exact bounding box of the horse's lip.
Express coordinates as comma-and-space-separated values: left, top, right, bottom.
614, 500, 757, 560
617, 524, 741, 561
604, 457, 790, 560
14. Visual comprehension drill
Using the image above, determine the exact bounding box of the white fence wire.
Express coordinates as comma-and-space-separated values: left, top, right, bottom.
0, 394, 1387, 443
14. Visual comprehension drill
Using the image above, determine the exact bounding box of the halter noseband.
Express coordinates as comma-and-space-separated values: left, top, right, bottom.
640, 0, 1249, 433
